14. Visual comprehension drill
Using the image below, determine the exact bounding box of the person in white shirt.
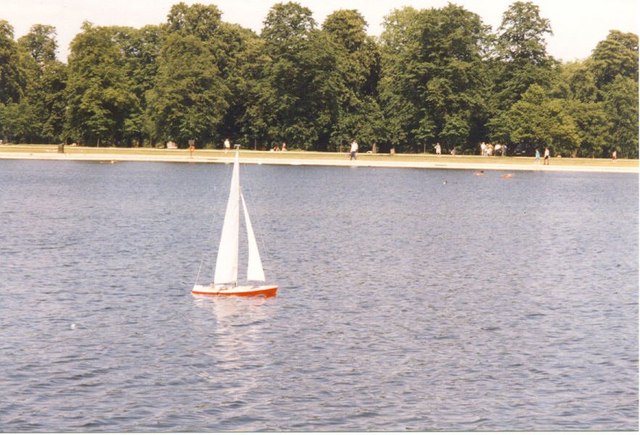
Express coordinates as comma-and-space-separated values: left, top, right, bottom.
350, 140, 358, 160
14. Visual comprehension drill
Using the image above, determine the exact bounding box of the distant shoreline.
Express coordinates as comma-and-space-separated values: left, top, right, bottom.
0, 145, 637, 174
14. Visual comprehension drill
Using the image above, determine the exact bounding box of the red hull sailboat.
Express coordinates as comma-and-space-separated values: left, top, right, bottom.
192, 151, 277, 298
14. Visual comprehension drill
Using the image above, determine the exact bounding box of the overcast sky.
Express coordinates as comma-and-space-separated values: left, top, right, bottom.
2, 0, 638, 62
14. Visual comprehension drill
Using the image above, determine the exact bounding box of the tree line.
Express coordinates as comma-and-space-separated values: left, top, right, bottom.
0, 1, 637, 157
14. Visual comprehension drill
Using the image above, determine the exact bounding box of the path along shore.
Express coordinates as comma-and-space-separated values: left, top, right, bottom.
0, 145, 637, 174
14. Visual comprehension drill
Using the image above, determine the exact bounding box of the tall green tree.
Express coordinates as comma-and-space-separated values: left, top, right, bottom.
586, 30, 639, 157
38, 61, 67, 142
502, 84, 579, 155
236, 35, 272, 148
166, 2, 222, 41
261, 1, 316, 49
589, 30, 638, 88
214, 23, 262, 145
565, 100, 611, 157
602, 75, 638, 158
146, 32, 229, 146
495, 1, 553, 64
112, 25, 162, 146
559, 61, 611, 157
563, 62, 598, 102
252, 2, 343, 150
16, 25, 67, 143
378, 7, 421, 150
65, 22, 138, 146
18, 24, 57, 66
154, 2, 253, 147
379, 4, 491, 153
0, 20, 24, 105
0, 100, 35, 143
323, 9, 384, 150
490, 1, 558, 112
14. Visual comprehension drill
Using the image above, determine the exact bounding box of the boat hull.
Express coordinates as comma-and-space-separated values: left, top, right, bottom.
192, 284, 278, 298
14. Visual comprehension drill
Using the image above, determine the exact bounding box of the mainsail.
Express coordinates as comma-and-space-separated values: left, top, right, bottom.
213, 153, 240, 285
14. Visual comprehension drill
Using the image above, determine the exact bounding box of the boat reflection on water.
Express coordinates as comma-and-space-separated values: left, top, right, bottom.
191, 297, 277, 417
193, 296, 275, 324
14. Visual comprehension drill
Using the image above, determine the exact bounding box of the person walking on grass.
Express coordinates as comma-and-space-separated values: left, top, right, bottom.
535, 148, 541, 163
543, 146, 550, 165
350, 139, 358, 160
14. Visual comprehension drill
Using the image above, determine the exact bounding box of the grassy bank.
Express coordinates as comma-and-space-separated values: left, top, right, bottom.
1, 143, 638, 171
2, 143, 638, 167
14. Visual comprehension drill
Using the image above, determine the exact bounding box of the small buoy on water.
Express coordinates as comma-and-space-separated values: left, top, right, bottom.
70, 323, 76, 330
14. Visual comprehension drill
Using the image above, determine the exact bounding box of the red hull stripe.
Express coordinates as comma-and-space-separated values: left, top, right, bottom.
191, 287, 278, 298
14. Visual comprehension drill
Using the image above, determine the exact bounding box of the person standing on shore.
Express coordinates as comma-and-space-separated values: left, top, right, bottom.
543, 147, 550, 165
435, 142, 441, 155
535, 148, 541, 163
224, 138, 231, 153
350, 139, 358, 160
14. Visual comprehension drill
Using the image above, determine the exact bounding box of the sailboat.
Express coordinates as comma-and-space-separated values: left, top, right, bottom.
192, 151, 278, 298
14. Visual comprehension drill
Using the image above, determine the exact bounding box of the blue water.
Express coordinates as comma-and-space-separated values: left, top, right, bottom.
0, 160, 637, 431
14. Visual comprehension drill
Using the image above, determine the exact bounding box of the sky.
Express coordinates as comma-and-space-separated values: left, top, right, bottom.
1, 0, 638, 62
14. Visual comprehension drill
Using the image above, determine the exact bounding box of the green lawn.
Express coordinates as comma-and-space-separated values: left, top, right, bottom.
1, 143, 637, 169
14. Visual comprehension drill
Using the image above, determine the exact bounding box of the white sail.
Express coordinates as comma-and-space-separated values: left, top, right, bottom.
242, 193, 265, 282
213, 152, 240, 285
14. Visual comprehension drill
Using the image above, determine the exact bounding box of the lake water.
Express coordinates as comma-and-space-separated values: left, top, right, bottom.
0, 160, 637, 431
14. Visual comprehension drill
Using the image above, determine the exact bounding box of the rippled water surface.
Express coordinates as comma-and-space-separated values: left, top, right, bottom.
0, 160, 637, 431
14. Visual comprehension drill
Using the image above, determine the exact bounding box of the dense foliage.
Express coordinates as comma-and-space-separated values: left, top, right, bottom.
0, 1, 637, 157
